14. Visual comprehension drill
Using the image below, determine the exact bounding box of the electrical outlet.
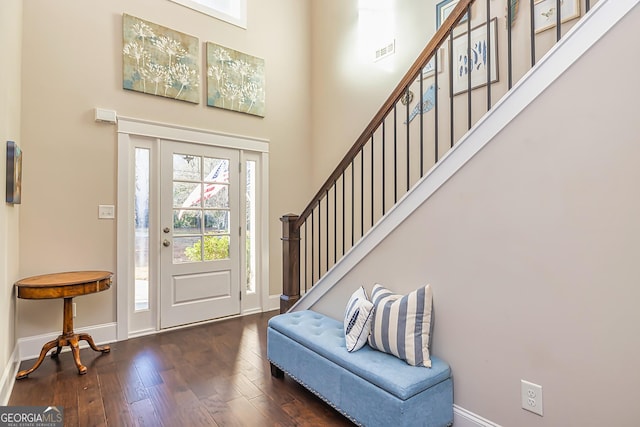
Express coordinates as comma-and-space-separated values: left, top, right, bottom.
521, 380, 543, 416
73, 302, 77, 318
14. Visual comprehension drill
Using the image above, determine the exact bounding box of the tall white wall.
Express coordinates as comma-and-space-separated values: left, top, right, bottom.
309, 0, 435, 187
312, 3, 640, 426
17, 0, 311, 338
306, 0, 587, 191
0, 0, 22, 402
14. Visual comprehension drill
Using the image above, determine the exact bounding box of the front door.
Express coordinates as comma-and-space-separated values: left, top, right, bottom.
160, 140, 240, 328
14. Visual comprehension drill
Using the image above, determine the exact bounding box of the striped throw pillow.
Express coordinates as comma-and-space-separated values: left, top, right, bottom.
368, 284, 433, 367
343, 286, 374, 352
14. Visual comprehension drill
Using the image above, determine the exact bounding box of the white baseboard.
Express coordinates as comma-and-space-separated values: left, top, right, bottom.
454, 405, 501, 427
6, 319, 501, 427
242, 307, 264, 316
267, 294, 280, 311
0, 344, 19, 406
18, 322, 118, 361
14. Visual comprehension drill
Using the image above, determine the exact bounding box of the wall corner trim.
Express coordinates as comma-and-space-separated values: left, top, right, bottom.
0, 344, 20, 405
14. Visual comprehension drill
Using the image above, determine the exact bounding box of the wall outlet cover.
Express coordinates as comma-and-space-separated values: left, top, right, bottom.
521, 380, 543, 416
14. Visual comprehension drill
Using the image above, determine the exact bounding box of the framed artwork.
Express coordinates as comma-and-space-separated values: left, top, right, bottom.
6, 141, 22, 204
206, 42, 265, 117
534, 0, 581, 33
405, 84, 437, 124
122, 14, 200, 104
451, 18, 499, 95
436, 0, 469, 29
507, 0, 520, 28
420, 48, 444, 79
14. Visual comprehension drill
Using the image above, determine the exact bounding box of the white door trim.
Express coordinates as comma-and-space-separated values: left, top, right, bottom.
117, 117, 269, 340
117, 116, 269, 153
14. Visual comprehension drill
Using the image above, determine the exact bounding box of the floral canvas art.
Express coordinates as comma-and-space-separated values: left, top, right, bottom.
207, 42, 265, 117
6, 141, 22, 204
123, 14, 200, 104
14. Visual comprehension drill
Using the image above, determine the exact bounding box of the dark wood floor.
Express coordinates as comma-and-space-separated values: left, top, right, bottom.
9, 310, 354, 427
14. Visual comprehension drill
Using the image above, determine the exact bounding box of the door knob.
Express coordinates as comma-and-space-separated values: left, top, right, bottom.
163, 239, 171, 247
163, 227, 170, 233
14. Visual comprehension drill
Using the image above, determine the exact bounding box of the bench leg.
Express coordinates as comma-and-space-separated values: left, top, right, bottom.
270, 363, 284, 379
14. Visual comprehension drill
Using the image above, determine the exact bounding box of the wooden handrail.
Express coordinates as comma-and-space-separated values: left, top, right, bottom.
282, 0, 590, 309
295, 0, 474, 229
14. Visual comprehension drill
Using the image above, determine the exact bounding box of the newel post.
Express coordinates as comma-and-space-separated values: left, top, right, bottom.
280, 214, 300, 313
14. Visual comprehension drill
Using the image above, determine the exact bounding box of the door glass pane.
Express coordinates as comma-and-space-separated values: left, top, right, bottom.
203, 235, 230, 260
172, 154, 231, 264
173, 153, 201, 181
175, 236, 201, 263
134, 148, 150, 311
246, 160, 256, 293
204, 210, 229, 234
174, 210, 202, 234
203, 184, 229, 208
204, 158, 229, 183
174, 182, 201, 208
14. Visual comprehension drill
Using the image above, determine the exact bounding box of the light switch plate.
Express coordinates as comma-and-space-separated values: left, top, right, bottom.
98, 205, 115, 219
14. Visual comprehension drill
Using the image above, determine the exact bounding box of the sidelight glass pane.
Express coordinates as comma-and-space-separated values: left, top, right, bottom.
134, 148, 150, 311
173, 153, 201, 181
246, 160, 256, 293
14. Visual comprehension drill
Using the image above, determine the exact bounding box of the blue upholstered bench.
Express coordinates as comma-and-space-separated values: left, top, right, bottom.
267, 310, 453, 427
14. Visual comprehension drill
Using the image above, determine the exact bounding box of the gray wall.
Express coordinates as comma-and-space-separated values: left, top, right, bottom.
312, 4, 640, 426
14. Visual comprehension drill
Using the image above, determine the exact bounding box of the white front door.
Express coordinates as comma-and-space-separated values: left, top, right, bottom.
160, 140, 240, 328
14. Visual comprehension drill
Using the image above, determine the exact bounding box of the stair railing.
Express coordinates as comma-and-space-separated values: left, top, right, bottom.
280, 0, 595, 312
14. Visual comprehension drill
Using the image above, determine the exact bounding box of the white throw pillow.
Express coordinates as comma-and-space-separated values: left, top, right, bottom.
343, 286, 374, 352
368, 283, 433, 367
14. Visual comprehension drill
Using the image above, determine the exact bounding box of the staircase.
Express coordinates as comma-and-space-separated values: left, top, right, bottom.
280, 0, 610, 313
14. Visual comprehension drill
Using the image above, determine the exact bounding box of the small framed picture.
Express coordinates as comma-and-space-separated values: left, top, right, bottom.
533, 0, 581, 33
6, 141, 22, 204
451, 18, 499, 95
419, 49, 444, 79
436, 0, 470, 30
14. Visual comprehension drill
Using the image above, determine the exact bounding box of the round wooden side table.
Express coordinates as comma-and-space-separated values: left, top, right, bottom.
15, 270, 113, 379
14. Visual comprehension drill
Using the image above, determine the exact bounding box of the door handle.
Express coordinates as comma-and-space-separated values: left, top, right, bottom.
163, 227, 170, 233
163, 239, 171, 247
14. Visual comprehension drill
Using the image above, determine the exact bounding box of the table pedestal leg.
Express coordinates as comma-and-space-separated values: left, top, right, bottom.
78, 333, 110, 353
16, 297, 110, 379
68, 334, 86, 375
15, 338, 59, 380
